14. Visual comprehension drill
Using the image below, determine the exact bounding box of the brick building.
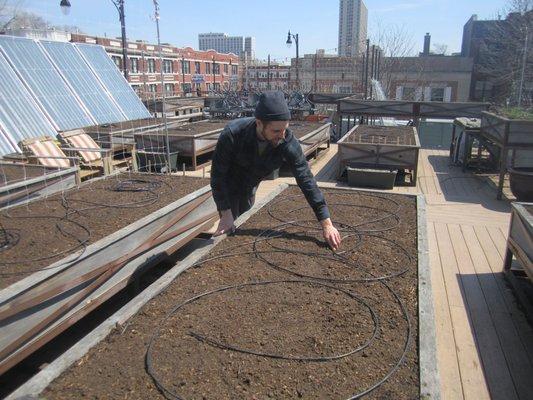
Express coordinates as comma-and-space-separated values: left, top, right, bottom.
296, 50, 363, 94
245, 62, 290, 91
70, 33, 240, 100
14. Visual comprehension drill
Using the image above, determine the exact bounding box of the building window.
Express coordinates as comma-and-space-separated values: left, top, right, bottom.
147, 59, 156, 73
213, 63, 220, 75
205, 62, 211, 74
339, 86, 352, 94
195, 61, 201, 74
111, 55, 122, 70
213, 82, 221, 91
163, 59, 173, 74
182, 83, 192, 93
181, 60, 190, 74
131, 84, 142, 96
224, 64, 228, 74
231, 65, 238, 75
148, 84, 157, 93
258, 71, 267, 78
164, 83, 174, 95
431, 87, 445, 102
403, 87, 416, 101
130, 58, 139, 73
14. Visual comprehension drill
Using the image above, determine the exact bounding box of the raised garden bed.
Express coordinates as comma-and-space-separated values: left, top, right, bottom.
0, 162, 78, 208
85, 118, 189, 150
338, 125, 421, 186
134, 120, 227, 171
9, 184, 439, 399
289, 121, 331, 157
480, 111, 533, 199
0, 173, 215, 375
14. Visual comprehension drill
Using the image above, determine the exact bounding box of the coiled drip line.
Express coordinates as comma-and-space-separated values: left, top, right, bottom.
145, 190, 416, 399
0, 176, 170, 275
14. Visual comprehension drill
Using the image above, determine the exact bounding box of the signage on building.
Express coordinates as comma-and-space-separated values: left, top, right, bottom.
192, 74, 205, 83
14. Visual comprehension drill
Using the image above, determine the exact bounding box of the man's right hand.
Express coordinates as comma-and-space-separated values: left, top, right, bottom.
213, 209, 235, 236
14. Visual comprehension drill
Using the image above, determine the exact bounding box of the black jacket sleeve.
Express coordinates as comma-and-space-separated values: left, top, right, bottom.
210, 129, 234, 211
284, 139, 330, 221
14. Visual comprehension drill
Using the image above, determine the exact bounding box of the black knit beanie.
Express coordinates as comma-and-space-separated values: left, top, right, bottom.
254, 91, 291, 121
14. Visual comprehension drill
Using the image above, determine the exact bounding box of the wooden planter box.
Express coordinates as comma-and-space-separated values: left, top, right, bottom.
337, 125, 421, 186
298, 122, 331, 156
0, 163, 78, 209
0, 184, 217, 375
347, 166, 398, 189
5, 184, 440, 400
505, 202, 533, 280
480, 111, 533, 199
134, 121, 226, 170
85, 118, 188, 149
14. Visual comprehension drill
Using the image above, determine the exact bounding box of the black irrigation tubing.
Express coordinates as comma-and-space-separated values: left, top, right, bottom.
145, 193, 413, 400
267, 192, 402, 233
0, 224, 19, 253
146, 280, 379, 363
0, 177, 172, 275
145, 278, 412, 400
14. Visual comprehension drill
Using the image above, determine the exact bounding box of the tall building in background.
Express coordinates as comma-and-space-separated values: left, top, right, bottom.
338, 0, 368, 57
199, 33, 255, 58
244, 36, 256, 60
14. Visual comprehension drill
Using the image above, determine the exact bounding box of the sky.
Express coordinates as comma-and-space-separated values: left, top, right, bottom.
16, 0, 510, 61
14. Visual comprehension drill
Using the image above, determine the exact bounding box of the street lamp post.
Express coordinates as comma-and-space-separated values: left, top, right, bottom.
286, 30, 299, 90
152, 0, 170, 173
60, 0, 129, 80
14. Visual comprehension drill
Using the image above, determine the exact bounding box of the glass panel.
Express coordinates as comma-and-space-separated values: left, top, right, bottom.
40, 40, 126, 125
0, 35, 94, 131
0, 51, 57, 155
75, 43, 151, 121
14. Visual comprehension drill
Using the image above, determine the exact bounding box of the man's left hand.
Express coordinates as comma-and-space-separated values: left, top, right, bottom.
320, 218, 341, 251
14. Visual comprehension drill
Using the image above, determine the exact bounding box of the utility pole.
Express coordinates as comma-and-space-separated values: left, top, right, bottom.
364, 39, 370, 99
153, 0, 170, 173
314, 50, 318, 92
267, 54, 271, 90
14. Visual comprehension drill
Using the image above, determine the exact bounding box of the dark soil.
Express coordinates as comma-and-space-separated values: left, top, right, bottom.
0, 164, 56, 187
86, 118, 169, 133
166, 121, 227, 136
43, 186, 419, 400
289, 122, 327, 139
346, 125, 416, 146
0, 174, 209, 289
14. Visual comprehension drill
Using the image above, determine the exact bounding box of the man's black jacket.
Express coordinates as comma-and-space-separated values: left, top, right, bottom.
210, 117, 330, 221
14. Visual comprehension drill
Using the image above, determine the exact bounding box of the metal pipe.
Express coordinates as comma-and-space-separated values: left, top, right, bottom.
364, 39, 370, 99
153, 0, 170, 173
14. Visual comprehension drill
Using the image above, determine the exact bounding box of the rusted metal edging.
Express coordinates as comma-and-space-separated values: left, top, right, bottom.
0, 166, 79, 209
6, 184, 289, 400
0, 185, 213, 304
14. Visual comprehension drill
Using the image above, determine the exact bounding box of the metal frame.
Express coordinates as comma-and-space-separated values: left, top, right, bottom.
0, 163, 78, 209
337, 125, 421, 186
480, 112, 533, 200
0, 182, 217, 375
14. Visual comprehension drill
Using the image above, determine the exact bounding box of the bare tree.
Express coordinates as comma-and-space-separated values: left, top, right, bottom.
1, 1, 83, 33
369, 22, 427, 100
0, 0, 22, 31
432, 43, 448, 55
477, 0, 532, 105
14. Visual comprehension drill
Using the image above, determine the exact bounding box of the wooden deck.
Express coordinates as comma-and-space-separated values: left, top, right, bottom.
184, 144, 533, 399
